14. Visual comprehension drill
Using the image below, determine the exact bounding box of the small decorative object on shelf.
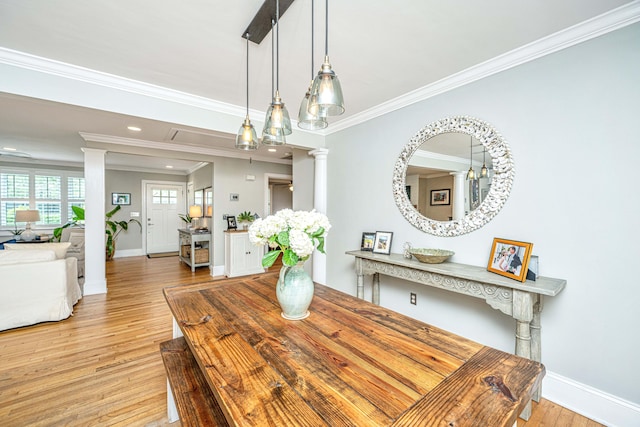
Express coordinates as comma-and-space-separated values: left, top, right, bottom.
237, 211, 255, 230
249, 209, 331, 320
409, 248, 455, 264
403, 242, 413, 259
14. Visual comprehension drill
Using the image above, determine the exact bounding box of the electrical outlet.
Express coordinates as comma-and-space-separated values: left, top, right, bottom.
223, 214, 228, 220
410, 293, 417, 305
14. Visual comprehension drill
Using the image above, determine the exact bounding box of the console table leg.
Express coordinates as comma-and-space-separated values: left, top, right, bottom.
531, 296, 543, 402
356, 274, 364, 300
372, 273, 380, 305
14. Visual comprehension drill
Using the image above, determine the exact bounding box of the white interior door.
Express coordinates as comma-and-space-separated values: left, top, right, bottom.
145, 183, 184, 254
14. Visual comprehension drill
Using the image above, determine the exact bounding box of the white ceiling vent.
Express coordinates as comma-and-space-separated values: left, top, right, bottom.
166, 128, 235, 150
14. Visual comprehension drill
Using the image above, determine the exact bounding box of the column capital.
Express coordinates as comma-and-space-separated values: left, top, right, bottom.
309, 148, 329, 158
449, 170, 467, 177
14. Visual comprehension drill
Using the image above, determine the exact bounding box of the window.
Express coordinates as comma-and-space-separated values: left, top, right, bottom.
0, 168, 84, 228
152, 189, 177, 205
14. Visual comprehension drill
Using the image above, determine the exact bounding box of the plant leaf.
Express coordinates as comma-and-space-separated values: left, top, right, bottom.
277, 230, 290, 247
262, 250, 281, 268
316, 236, 325, 254
311, 227, 325, 238
282, 249, 299, 266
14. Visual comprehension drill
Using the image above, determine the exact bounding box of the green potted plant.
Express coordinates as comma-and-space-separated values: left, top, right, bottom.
54, 205, 141, 260
237, 211, 255, 230
178, 213, 192, 228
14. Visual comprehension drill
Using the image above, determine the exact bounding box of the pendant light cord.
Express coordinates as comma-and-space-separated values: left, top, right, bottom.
324, 0, 328, 56
245, 33, 249, 116
276, 0, 280, 92
311, 0, 314, 78
271, 20, 275, 96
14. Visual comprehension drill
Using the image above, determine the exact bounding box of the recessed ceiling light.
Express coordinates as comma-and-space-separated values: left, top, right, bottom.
165, 165, 174, 169
127, 126, 142, 132
3, 147, 17, 151
268, 148, 277, 152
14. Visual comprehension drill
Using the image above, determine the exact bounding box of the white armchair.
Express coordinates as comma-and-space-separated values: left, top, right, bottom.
0, 249, 82, 331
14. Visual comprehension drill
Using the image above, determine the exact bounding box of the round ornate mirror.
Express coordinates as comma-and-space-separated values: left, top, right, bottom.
393, 116, 514, 236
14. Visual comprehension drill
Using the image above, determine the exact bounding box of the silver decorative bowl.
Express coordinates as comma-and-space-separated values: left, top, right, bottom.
409, 248, 455, 264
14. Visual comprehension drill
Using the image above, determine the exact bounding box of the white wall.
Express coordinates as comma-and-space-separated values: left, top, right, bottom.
325, 22, 640, 421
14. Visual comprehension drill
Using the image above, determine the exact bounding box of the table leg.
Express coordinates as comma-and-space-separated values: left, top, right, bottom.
530, 296, 543, 402
372, 273, 380, 305
513, 290, 534, 421
357, 273, 364, 299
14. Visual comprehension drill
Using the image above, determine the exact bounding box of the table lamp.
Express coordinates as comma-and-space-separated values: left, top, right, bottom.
188, 205, 202, 230
16, 209, 40, 242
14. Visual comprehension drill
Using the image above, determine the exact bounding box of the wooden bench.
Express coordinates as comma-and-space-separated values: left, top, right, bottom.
159, 337, 229, 427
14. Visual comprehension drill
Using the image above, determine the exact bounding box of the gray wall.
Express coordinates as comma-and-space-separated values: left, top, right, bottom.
105, 169, 186, 251
212, 156, 291, 266
325, 23, 640, 405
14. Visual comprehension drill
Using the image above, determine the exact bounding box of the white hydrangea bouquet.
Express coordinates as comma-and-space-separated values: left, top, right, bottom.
248, 209, 331, 268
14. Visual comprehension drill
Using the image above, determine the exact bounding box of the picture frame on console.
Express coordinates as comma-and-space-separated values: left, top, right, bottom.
226, 216, 237, 230
487, 238, 533, 282
361, 232, 376, 251
372, 231, 393, 255
430, 189, 450, 206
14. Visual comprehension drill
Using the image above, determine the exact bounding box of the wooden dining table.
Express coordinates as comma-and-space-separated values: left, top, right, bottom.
163, 272, 545, 426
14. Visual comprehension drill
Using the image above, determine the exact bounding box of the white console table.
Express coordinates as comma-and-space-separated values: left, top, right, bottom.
178, 229, 211, 272
346, 249, 566, 415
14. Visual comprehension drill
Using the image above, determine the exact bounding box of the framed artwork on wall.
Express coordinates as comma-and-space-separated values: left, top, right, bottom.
112, 193, 131, 205
487, 238, 534, 282
430, 189, 450, 206
372, 231, 393, 255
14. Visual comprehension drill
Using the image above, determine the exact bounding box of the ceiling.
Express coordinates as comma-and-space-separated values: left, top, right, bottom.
0, 0, 635, 173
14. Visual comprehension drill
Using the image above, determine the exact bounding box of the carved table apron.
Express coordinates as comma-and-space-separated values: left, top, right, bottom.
346, 250, 566, 413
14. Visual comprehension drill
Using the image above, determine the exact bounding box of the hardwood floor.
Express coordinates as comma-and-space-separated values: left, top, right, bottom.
0, 256, 603, 426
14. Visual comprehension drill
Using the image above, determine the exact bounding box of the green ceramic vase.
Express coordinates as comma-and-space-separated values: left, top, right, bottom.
276, 262, 314, 320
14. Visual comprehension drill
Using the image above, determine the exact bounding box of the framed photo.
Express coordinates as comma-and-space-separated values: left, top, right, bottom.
361, 232, 376, 251
112, 193, 131, 205
430, 189, 450, 206
226, 215, 237, 230
487, 238, 534, 282
372, 231, 393, 255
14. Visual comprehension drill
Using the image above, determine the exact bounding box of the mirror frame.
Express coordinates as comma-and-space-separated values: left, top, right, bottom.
393, 116, 515, 236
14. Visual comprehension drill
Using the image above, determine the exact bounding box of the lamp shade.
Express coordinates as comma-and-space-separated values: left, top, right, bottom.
235, 117, 259, 150
308, 56, 345, 118
189, 205, 202, 218
298, 86, 328, 130
263, 92, 292, 137
207, 206, 213, 217
15, 209, 40, 223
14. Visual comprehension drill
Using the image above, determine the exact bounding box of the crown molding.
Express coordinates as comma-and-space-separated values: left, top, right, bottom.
327, 1, 640, 134
1, 2, 638, 136
79, 132, 292, 165
0, 47, 252, 119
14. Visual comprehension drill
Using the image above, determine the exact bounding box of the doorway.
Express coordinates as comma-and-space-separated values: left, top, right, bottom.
143, 181, 186, 254
264, 173, 292, 216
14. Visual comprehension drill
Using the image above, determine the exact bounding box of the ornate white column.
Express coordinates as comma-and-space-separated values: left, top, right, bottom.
82, 148, 107, 295
450, 171, 466, 220
309, 148, 328, 285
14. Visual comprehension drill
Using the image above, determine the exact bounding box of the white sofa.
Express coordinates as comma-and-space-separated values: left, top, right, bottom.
0, 245, 82, 331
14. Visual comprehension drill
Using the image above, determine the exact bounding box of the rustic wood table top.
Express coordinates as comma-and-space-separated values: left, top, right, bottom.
164, 272, 545, 427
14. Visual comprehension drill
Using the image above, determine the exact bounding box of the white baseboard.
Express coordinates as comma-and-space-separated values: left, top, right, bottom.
211, 264, 224, 277
113, 248, 145, 258
83, 278, 107, 295
544, 370, 640, 426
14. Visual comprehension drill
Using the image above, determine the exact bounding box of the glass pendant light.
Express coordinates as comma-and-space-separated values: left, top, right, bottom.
236, 33, 259, 150
297, 0, 327, 130
480, 147, 489, 178
263, 0, 292, 138
308, 0, 344, 118
262, 19, 286, 145
466, 135, 476, 180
